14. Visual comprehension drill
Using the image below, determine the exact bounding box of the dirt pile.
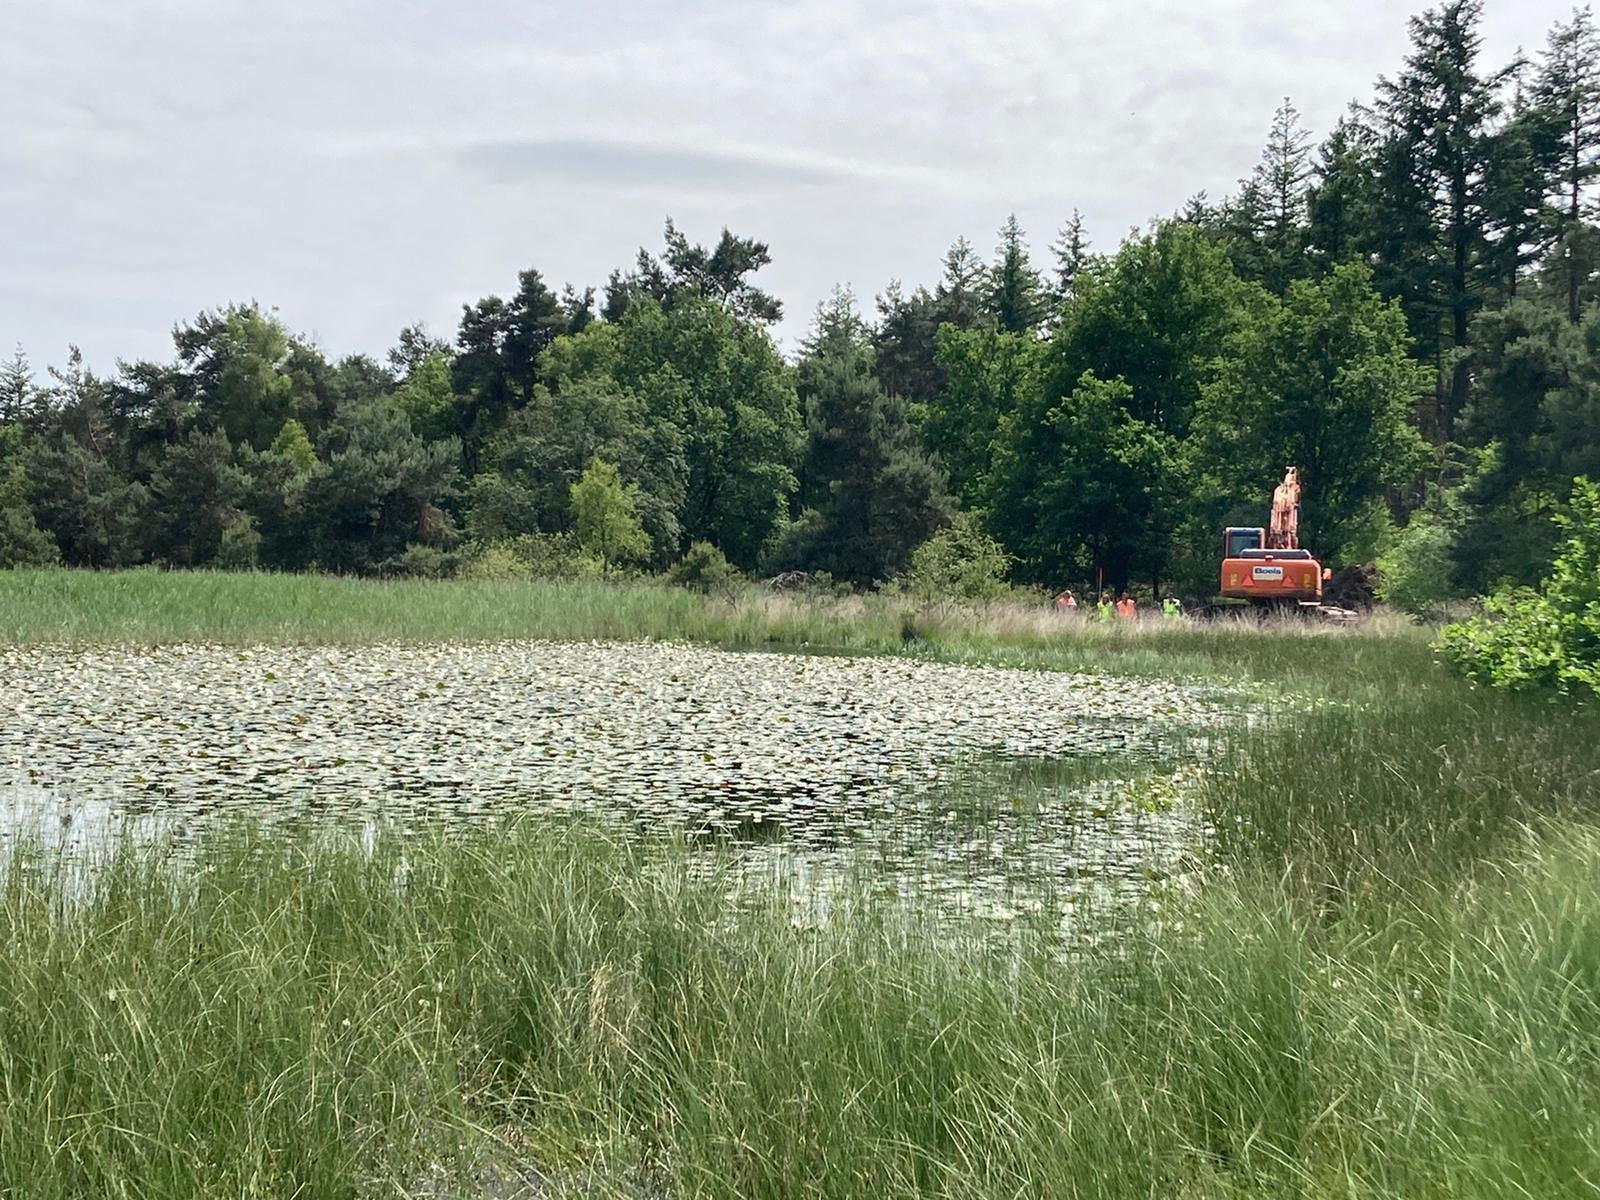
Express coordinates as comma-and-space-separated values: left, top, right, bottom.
1324, 563, 1381, 611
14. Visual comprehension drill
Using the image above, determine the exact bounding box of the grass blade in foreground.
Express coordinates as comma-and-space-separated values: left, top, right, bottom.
5, 821, 1600, 1198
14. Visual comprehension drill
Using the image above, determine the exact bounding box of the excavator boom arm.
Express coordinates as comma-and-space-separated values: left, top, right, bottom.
1267, 467, 1300, 550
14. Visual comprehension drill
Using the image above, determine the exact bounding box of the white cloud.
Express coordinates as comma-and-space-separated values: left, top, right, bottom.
0, 0, 1577, 368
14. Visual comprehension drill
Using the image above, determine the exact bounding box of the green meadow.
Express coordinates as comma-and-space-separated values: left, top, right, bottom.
2, 569, 1597, 1198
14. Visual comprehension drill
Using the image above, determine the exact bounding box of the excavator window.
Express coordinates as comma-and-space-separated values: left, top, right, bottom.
1224, 527, 1263, 558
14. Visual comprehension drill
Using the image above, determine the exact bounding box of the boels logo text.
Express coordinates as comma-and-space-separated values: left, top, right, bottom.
1251, 565, 1285, 581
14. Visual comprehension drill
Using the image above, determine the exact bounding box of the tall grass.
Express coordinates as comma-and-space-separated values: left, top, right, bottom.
6, 822, 1600, 1198
7, 567, 1595, 1195
0, 568, 1430, 694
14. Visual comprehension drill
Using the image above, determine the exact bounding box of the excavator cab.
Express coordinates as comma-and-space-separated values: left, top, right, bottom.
1223, 527, 1264, 559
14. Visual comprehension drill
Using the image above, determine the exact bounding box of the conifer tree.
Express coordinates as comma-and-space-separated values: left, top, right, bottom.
1308, 113, 1382, 271
1534, 6, 1600, 321
776, 291, 951, 585
984, 214, 1045, 334
935, 237, 985, 329
1374, 0, 1513, 439
0, 346, 33, 423
1049, 210, 1094, 306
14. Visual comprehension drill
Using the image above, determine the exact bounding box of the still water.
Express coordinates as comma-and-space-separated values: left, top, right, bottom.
2, 640, 1242, 924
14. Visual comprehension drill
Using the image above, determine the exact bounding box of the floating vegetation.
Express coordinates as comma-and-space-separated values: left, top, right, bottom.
1, 640, 1246, 923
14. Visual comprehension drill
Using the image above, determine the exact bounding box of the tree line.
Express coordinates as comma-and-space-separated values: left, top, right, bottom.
2, 0, 1597, 601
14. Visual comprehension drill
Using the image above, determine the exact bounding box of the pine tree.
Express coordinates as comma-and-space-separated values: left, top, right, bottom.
1483, 70, 1563, 303
872, 281, 944, 408
1534, 6, 1600, 321
934, 237, 985, 329
778, 291, 952, 585
1258, 99, 1314, 294
984, 214, 1045, 334
1375, 0, 1513, 440
1049, 210, 1094, 306
1308, 113, 1382, 271
0, 346, 32, 423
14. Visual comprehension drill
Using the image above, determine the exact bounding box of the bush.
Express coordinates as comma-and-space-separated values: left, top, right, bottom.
570, 458, 649, 570
214, 514, 261, 572
380, 543, 458, 579
458, 533, 590, 581
1439, 477, 1600, 697
668, 540, 742, 596
1378, 512, 1458, 619
902, 513, 1011, 602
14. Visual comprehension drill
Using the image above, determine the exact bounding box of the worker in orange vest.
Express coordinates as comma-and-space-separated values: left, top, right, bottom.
1055, 589, 1078, 612
1116, 594, 1137, 620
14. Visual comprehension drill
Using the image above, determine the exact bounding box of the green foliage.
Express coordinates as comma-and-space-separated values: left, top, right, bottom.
599, 295, 800, 568
1051, 221, 1251, 439
449, 268, 568, 463
1440, 476, 1600, 696
268, 417, 317, 475
459, 533, 588, 581
148, 428, 248, 566
989, 371, 1175, 589
570, 458, 649, 569
627, 218, 784, 324
390, 352, 455, 441
1191, 262, 1428, 562
23, 351, 150, 567
0, 423, 57, 567
903, 512, 1011, 602
774, 293, 952, 586
1378, 511, 1459, 618
667, 540, 742, 596
215, 513, 261, 571
380, 542, 459, 579
299, 400, 460, 574
1457, 302, 1600, 589
984, 214, 1045, 333
925, 325, 1043, 509
472, 322, 686, 561
1219, 100, 1314, 296
174, 305, 301, 451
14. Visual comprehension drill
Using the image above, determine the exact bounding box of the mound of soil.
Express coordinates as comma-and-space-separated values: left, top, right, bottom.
1324, 563, 1381, 611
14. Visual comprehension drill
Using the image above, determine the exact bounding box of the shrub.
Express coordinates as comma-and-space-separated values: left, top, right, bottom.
903, 513, 1011, 602
1378, 512, 1458, 619
215, 514, 261, 571
570, 459, 649, 571
1439, 477, 1600, 697
668, 540, 742, 596
381, 543, 458, 579
459, 533, 588, 581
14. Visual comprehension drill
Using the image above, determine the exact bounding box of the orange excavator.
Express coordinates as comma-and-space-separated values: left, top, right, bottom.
1220, 467, 1332, 608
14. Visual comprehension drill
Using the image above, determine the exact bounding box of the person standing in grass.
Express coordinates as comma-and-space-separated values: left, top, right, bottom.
1055, 589, 1078, 613
1162, 595, 1183, 620
1116, 594, 1137, 621
1096, 593, 1115, 623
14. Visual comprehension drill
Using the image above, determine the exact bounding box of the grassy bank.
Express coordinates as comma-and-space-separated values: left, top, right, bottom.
0, 567, 1428, 695
9, 567, 1598, 1195
6, 816, 1600, 1199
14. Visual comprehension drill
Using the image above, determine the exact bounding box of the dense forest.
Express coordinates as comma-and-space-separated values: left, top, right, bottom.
3, 0, 1597, 602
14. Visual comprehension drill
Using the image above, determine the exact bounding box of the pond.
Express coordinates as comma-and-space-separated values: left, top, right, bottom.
1, 640, 1244, 924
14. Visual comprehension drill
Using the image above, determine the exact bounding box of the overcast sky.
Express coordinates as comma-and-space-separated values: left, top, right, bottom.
1, 0, 1577, 372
